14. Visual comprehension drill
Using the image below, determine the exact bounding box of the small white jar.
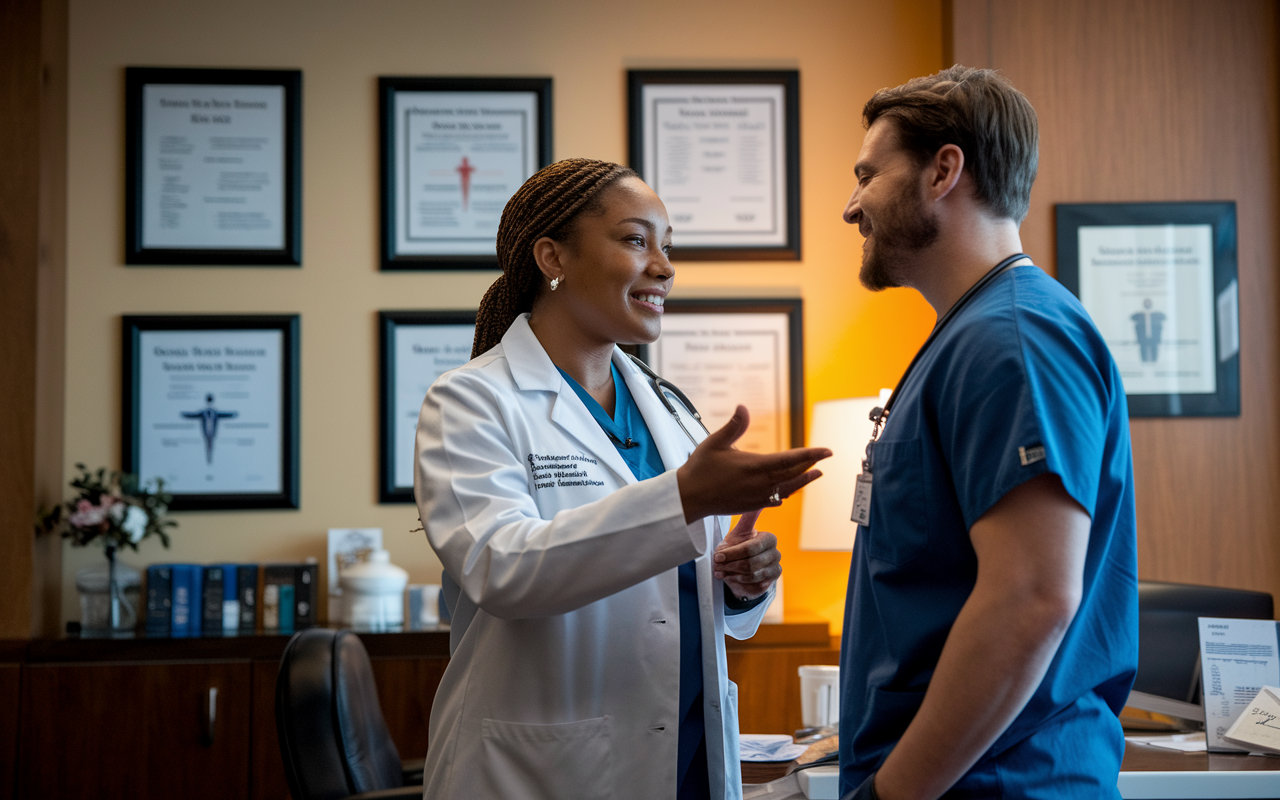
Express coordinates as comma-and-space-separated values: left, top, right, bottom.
339, 549, 408, 632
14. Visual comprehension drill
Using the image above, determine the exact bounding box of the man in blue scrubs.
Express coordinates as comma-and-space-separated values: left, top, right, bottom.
837, 67, 1138, 799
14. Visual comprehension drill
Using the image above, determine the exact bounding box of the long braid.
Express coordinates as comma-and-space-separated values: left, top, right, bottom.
472, 158, 637, 358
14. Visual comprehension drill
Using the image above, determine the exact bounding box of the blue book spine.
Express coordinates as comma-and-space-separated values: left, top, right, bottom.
191, 566, 203, 637
145, 565, 171, 635
170, 565, 196, 637
278, 584, 295, 634
220, 563, 239, 631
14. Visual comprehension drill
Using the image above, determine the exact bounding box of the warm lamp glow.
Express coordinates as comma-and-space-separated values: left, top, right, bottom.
799, 392, 891, 551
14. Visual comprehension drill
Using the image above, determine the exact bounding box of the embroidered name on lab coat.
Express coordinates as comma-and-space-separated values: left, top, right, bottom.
527, 453, 606, 490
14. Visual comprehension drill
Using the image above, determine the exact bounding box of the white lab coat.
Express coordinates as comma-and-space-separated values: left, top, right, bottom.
414, 314, 771, 800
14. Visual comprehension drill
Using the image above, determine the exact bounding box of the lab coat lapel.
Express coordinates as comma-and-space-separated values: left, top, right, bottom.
615, 351, 694, 475
549, 387, 637, 486
500, 316, 636, 486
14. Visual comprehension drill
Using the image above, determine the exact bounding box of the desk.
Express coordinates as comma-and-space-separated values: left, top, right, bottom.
1119, 742, 1280, 799
744, 744, 1280, 799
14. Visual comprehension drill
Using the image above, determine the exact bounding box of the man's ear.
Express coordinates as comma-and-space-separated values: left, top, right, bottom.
532, 236, 564, 283
927, 143, 965, 201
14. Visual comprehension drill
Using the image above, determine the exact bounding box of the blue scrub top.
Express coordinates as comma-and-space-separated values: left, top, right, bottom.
838, 266, 1138, 798
559, 362, 711, 800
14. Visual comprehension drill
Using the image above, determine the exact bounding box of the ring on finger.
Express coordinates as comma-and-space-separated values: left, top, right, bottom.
768, 487, 781, 505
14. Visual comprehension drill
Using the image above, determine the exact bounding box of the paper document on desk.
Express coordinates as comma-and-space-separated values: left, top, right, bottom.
740, 734, 809, 762
1198, 617, 1280, 751
1125, 732, 1208, 753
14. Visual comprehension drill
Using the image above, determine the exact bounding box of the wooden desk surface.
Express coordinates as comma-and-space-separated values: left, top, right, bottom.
1121, 741, 1280, 772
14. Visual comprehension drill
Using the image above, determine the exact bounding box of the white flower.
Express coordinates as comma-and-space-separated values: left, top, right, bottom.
121, 505, 148, 543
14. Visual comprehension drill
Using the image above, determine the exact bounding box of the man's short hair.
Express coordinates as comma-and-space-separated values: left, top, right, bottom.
863, 65, 1038, 223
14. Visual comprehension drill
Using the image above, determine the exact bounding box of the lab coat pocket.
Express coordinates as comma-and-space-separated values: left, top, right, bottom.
480, 715, 613, 800
866, 439, 929, 566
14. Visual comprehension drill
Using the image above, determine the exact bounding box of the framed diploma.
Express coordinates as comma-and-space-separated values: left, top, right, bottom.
641, 298, 804, 451
379, 310, 477, 502
125, 67, 302, 265
628, 70, 801, 261
1056, 202, 1239, 417
379, 76, 553, 270
122, 315, 301, 510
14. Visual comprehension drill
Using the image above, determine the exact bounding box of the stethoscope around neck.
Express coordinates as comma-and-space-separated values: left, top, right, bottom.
864, 252, 1031, 470
625, 354, 710, 447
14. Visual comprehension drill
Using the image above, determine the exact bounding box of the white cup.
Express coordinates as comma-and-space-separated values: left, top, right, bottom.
799, 665, 841, 728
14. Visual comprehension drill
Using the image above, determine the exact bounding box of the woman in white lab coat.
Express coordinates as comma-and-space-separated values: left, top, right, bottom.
414, 159, 830, 800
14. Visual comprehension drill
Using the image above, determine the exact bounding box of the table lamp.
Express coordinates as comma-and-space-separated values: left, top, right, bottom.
799, 391, 891, 551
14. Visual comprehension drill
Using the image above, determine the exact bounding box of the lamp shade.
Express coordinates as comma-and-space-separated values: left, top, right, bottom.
799, 392, 890, 551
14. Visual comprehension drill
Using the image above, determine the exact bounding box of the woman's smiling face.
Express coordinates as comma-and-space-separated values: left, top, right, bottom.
547, 176, 675, 346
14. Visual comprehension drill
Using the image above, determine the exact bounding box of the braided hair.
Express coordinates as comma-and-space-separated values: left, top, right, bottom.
471, 158, 637, 358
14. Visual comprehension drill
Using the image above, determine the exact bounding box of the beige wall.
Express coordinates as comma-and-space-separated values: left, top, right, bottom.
61, 0, 944, 626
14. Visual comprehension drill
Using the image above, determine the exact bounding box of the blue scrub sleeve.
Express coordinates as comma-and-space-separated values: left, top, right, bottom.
934, 280, 1111, 528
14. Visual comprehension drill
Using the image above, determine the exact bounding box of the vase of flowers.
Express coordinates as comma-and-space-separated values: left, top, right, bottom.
38, 464, 176, 631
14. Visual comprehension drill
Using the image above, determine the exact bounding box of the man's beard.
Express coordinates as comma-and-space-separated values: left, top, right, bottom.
858, 188, 940, 291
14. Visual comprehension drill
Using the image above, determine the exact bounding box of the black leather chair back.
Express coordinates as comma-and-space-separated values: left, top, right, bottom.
1136, 580, 1274, 702
276, 628, 404, 800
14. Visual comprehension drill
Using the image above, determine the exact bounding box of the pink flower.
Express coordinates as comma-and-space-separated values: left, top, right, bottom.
69, 498, 108, 528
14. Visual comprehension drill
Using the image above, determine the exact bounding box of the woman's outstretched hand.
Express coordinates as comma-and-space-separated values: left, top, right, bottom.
714, 509, 780, 600
676, 405, 832, 524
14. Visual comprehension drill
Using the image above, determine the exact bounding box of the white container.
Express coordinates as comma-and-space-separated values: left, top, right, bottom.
798, 664, 841, 728
339, 549, 408, 632
407, 584, 441, 629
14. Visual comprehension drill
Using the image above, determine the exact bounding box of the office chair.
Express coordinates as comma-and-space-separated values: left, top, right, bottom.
276, 628, 425, 800
1135, 580, 1274, 703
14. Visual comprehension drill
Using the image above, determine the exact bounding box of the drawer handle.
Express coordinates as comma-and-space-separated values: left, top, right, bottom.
200, 687, 218, 746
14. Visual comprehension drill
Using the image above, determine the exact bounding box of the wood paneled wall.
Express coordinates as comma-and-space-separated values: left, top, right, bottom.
949, 0, 1280, 600
0, 0, 67, 640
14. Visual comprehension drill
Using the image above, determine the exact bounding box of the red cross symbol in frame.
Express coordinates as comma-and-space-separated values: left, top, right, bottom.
456, 156, 476, 211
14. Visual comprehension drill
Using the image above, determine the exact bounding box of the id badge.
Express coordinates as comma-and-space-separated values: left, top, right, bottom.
851, 472, 873, 527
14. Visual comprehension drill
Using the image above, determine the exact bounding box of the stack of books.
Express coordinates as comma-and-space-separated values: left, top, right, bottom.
144, 562, 319, 636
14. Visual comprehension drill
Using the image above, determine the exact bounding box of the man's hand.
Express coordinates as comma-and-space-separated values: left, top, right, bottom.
677, 405, 831, 524
713, 509, 781, 600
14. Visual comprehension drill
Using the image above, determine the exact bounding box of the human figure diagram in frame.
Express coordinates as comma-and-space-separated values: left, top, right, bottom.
1130, 298, 1167, 363
182, 393, 238, 464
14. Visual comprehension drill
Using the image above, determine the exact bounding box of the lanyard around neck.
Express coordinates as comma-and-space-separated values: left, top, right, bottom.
863, 253, 1030, 472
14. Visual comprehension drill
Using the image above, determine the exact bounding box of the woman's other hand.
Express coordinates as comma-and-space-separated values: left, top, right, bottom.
714, 509, 780, 600
676, 405, 831, 524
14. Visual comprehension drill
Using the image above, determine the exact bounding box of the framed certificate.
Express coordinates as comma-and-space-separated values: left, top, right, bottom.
379, 310, 477, 502
628, 70, 801, 261
122, 315, 301, 510
641, 298, 804, 451
125, 67, 302, 266
1056, 202, 1239, 417
379, 76, 553, 270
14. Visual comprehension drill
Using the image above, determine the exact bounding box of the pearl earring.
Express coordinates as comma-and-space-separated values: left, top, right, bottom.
550, 277, 562, 291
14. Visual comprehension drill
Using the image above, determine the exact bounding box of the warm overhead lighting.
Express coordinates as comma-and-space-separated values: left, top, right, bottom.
799, 391, 891, 551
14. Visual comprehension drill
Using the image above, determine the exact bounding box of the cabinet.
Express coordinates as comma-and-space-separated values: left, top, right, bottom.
8, 630, 450, 800
19, 661, 252, 798
3, 620, 833, 799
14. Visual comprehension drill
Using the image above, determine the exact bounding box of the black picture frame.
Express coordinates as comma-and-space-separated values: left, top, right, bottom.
379, 310, 477, 503
627, 69, 801, 261
639, 297, 805, 448
1056, 201, 1239, 417
122, 314, 301, 510
124, 67, 303, 266
379, 76, 553, 271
